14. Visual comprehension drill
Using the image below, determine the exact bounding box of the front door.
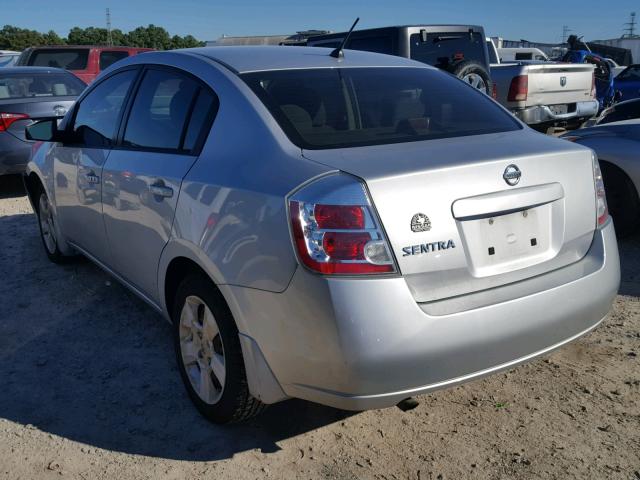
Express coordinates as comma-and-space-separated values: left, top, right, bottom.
102, 67, 217, 301
52, 68, 139, 266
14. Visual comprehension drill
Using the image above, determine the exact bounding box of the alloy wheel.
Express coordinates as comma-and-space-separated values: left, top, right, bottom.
462, 73, 487, 92
38, 194, 58, 254
179, 295, 226, 405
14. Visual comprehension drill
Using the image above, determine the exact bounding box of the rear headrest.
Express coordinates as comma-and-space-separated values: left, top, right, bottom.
52, 83, 68, 96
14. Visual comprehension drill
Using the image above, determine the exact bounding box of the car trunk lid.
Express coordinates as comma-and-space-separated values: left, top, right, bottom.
302, 129, 597, 303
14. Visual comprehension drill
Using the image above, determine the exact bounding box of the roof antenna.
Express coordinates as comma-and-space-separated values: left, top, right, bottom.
330, 17, 360, 59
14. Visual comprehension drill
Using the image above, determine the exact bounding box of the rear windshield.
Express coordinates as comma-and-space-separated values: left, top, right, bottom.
241, 67, 521, 150
486, 41, 498, 64
27, 49, 89, 70
410, 32, 486, 69
0, 73, 85, 99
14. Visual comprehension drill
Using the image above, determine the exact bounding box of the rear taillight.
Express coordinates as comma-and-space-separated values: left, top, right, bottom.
593, 154, 608, 226
492, 83, 497, 100
0, 112, 29, 132
289, 174, 396, 275
507, 75, 528, 102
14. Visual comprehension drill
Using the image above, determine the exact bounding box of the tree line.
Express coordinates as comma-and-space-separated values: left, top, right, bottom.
0, 24, 205, 51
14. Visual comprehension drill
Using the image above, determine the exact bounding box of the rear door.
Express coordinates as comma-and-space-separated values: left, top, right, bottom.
102, 66, 218, 301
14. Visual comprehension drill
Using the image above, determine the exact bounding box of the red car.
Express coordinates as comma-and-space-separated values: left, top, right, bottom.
16, 46, 153, 83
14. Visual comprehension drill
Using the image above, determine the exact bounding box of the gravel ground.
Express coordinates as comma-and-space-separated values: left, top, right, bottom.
0, 174, 638, 480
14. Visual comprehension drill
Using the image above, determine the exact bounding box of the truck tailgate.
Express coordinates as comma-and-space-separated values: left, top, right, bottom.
526, 64, 595, 105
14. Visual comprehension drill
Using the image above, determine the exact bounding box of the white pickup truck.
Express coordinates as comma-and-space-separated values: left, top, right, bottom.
487, 39, 598, 130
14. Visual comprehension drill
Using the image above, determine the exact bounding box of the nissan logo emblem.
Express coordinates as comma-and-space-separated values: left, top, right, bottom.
503, 164, 521, 186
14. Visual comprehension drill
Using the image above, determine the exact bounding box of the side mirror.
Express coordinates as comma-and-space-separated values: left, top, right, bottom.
25, 118, 67, 142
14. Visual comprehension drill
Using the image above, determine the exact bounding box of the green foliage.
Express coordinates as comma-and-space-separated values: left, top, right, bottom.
0, 24, 205, 51
0, 25, 66, 50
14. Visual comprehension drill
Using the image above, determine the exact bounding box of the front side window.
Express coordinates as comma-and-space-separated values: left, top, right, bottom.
28, 49, 89, 70
99, 51, 129, 70
410, 32, 486, 69
123, 69, 199, 151
72, 69, 137, 147
0, 73, 85, 99
242, 67, 521, 150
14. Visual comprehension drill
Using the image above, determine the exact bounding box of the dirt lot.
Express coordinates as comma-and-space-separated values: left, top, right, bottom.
0, 174, 638, 480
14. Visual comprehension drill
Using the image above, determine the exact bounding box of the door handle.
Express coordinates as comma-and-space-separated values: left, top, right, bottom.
149, 182, 174, 198
85, 173, 100, 184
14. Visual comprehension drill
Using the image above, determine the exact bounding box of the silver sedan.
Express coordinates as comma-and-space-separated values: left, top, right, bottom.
562, 119, 640, 236
24, 46, 620, 423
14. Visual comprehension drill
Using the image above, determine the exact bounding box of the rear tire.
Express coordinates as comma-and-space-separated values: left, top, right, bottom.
600, 162, 640, 237
172, 273, 266, 424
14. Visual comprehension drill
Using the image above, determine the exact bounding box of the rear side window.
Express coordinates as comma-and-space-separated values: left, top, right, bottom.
28, 49, 89, 70
348, 35, 393, 55
72, 69, 137, 147
486, 41, 498, 64
242, 67, 521, 150
410, 32, 486, 69
183, 88, 218, 151
123, 69, 199, 151
0, 73, 85, 99
515, 52, 532, 60
99, 51, 129, 70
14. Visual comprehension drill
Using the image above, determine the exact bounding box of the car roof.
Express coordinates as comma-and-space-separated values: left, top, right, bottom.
181, 46, 429, 73
25, 45, 151, 51
0, 66, 72, 75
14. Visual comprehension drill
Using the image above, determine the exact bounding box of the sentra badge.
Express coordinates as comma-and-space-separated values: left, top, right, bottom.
402, 240, 456, 257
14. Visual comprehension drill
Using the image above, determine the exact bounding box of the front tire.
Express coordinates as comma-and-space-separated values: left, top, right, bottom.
172, 274, 266, 424
36, 191, 66, 263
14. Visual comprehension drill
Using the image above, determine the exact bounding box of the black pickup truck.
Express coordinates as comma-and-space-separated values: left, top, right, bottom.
307, 25, 494, 96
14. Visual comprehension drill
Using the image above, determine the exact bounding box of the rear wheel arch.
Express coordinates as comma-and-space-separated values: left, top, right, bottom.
599, 159, 640, 236
164, 256, 222, 323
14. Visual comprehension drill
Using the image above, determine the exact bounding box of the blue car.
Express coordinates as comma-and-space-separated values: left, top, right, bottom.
614, 64, 640, 102
563, 50, 615, 110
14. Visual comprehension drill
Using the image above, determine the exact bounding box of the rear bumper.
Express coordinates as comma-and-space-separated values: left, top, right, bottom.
514, 100, 599, 125
227, 220, 619, 410
0, 133, 30, 175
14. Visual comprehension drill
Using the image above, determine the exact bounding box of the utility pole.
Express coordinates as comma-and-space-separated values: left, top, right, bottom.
622, 12, 637, 38
561, 25, 571, 44
106, 8, 113, 46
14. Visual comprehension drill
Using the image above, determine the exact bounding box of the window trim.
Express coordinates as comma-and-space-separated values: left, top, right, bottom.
114, 64, 219, 156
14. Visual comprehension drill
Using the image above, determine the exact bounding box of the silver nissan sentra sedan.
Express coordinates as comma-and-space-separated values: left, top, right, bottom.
23, 46, 620, 424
